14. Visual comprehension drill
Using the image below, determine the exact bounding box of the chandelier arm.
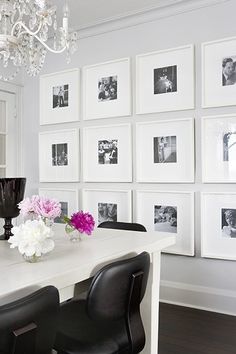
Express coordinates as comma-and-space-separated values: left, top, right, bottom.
11, 21, 67, 54
31, 33, 67, 53
11, 21, 43, 38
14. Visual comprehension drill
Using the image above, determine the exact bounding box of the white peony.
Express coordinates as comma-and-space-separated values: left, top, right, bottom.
8, 219, 55, 257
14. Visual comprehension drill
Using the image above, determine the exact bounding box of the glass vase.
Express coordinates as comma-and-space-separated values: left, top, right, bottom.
43, 218, 54, 228
69, 229, 82, 242
23, 254, 41, 263
65, 224, 82, 242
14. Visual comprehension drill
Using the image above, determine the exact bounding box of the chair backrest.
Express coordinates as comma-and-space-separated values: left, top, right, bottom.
98, 221, 147, 232
87, 252, 150, 353
0, 286, 59, 354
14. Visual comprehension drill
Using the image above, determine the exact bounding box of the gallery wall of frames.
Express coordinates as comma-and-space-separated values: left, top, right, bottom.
38, 37, 236, 260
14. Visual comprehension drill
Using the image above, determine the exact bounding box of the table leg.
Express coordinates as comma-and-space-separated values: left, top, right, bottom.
141, 251, 161, 354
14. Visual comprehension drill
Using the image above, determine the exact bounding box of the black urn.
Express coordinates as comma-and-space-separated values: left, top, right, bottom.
0, 178, 26, 240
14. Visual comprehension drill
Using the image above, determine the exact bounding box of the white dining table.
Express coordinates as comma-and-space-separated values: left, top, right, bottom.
0, 227, 175, 354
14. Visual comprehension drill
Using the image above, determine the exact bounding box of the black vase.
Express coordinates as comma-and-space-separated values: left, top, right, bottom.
0, 178, 26, 240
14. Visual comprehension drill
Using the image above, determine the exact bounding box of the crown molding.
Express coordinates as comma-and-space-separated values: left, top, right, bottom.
76, 0, 229, 39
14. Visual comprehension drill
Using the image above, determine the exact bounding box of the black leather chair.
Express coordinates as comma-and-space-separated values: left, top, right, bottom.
98, 221, 147, 232
54, 252, 150, 354
0, 285, 59, 354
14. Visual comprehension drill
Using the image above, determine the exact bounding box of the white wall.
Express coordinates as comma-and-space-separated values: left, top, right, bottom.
22, 0, 236, 314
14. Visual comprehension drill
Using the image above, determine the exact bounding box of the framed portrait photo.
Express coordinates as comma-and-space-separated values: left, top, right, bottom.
83, 123, 132, 182
202, 114, 236, 183
39, 129, 79, 182
40, 68, 80, 125
136, 118, 194, 183
136, 44, 194, 114
202, 36, 236, 107
38, 188, 79, 225
82, 189, 132, 227
201, 192, 236, 260
83, 57, 131, 120
135, 190, 194, 256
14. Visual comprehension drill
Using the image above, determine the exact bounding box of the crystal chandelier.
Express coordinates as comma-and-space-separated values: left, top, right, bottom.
0, 0, 78, 81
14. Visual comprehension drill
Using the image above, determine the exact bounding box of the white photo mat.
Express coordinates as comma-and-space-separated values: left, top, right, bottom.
40, 68, 80, 125
201, 192, 236, 260
39, 129, 79, 182
83, 57, 131, 120
38, 188, 79, 225
135, 190, 194, 256
136, 118, 194, 183
82, 189, 132, 227
202, 36, 236, 108
202, 114, 236, 183
83, 123, 132, 182
136, 44, 194, 114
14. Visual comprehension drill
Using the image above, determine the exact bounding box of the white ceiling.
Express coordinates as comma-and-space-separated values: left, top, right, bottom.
56, 0, 186, 30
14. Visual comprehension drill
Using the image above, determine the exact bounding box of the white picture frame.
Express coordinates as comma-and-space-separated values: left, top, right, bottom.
38, 188, 79, 225
40, 68, 80, 125
201, 192, 236, 260
82, 189, 132, 227
83, 123, 132, 182
202, 114, 236, 183
202, 36, 236, 108
136, 44, 194, 114
39, 129, 79, 182
135, 190, 194, 256
136, 118, 194, 183
83, 57, 131, 120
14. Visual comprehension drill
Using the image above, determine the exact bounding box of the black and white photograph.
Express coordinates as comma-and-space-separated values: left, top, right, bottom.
98, 203, 117, 225
98, 76, 117, 102
201, 192, 236, 260
221, 208, 236, 238
154, 205, 177, 233
55, 201, 68, 224
52, 143, 68, 166
154, 65, 177, 95
153, 136, 177, 163
222, 56, 236, 86
223, 132, 236, 161
53, 84, 69, 108
98, 139, 118, 164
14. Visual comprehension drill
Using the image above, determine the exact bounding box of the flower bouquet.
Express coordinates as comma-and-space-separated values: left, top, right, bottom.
8, 219, 55, 262
18, 195, 61, 226
64, 211, 95, 241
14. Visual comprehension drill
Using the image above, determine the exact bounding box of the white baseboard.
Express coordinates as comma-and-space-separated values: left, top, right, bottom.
160, 280, 236, 316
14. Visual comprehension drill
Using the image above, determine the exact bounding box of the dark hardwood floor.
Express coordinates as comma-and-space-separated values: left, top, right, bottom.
158, 303, 236, 354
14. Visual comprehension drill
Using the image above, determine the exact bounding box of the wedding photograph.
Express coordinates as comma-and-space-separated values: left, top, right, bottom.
154, 205, 177, 233
153, 136, 177, 163
98, 76, 117, 101
98, 139, 118, 164
154, 65, 177, 94
52, 143, 68, 166
53, 84, 69, 108
98, 202, 117, 225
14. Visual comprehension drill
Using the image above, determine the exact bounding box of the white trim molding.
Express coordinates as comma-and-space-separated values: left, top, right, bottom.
76, 0, 229, 39
160, 280, 236, 316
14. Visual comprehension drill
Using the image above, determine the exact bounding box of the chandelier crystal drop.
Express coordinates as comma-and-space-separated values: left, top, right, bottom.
0, 0, 78, 81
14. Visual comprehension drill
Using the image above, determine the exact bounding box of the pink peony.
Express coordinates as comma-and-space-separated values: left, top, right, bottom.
18, 195, 61, 220
70, 211, 95, 235
18, 195, 40, 217
33, 197, 61, 219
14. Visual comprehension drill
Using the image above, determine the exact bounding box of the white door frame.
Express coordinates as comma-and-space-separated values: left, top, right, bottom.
0, 81, 23, 176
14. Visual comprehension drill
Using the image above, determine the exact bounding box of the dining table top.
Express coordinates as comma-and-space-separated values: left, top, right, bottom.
0, 226, 175, 304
